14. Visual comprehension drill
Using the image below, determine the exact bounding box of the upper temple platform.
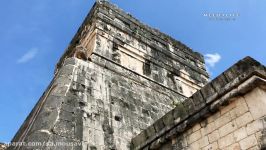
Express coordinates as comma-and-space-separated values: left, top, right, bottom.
56, 1, 209, 98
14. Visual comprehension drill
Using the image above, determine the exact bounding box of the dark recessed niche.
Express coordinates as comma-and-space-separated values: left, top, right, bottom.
79, 101, 86, 107
114, 115, 122, 121
143, 61, 151, 76
90, 146, 97, 150
75, 51, 87, 61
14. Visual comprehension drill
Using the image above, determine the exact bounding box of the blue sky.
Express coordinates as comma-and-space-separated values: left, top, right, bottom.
0, 0, 265, 142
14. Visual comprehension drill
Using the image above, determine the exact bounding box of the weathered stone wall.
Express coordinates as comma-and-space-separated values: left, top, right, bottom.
74, 56, 182, 149
63, 2, 209, 149
10, 1, 210, 150
9, 59, 83, 150
59, 1, 209, 98
131, 57, 266, 150
161, 87, 266, 149
9, 53, 201, 150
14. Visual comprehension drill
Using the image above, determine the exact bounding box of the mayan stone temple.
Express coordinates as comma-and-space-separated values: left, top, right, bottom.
5, 1, 266, 150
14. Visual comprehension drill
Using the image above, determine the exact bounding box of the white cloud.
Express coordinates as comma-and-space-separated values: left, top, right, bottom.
205, 53, 221, 67
17, 48, 38, 64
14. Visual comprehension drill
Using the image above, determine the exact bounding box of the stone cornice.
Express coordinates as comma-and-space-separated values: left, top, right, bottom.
97, 1, 204, 62
55, 1, 208, 78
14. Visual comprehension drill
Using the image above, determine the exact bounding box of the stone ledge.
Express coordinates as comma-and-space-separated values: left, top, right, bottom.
95, 14, 208, 78
90, 53, 187, 99
131, 56, 266, 149
57, 1, 207, 73
95, 27, 209, 79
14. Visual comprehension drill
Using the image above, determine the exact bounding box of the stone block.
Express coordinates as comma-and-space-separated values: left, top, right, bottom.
192, 123, 201, 132
245, 88, 266, 120
172, 102, 188, 124
44, 95, 65, 110
59, 110, 75, 122
63, 58, 78, 66
162, 110, 174, 128
182, 98, 196, 116
236, 57, 261, 72
226, 143, 240, 150
54, 76, 73, 86
188, 130, 202, 144
200, 83, 216, 101
235, 112, 253, 128
246, 120, 263, 135
218, 133, 234, 149
229, 100, 249, 120
220, 99, 236, 115
239, 135, 257, 149
50, 85, 69, 96
61, 103, 77, 113
223, 64, 240, 81
208, 130, 220, 143
207, 111, 220, 123
53, 119, 75, 138
201, 122, 216, 136
94, 130, 105, 146
202, 142, 218, 150
214, 112, 231, 129
153, 118, 165, 133
211, 74, 228, 93
199, 136, 209, 148
145, 125, 156, 139
58, 64, 76, 77
219, 121, 237, 137
233, 127, 247, 142
191, 91, 205, 111
189, 140, 200, 150
131, 131, 147, 148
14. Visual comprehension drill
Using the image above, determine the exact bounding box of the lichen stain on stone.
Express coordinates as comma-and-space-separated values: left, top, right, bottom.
102, 111, 117, 150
